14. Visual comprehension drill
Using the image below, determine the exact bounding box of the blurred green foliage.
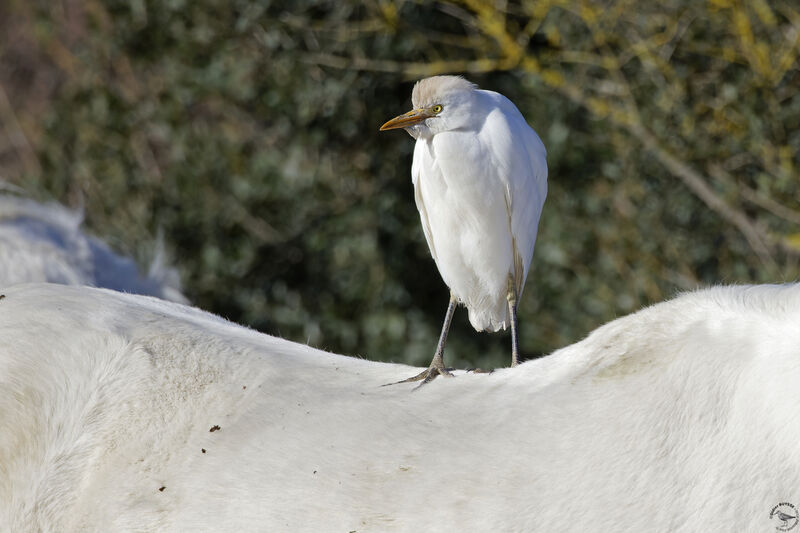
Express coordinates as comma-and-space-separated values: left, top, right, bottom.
1, 0, 798, 369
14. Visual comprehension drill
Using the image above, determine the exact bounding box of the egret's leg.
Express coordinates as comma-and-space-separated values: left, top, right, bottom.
507, 285, 520, 367
384, 294, 457, 386
429, 294, 457, 372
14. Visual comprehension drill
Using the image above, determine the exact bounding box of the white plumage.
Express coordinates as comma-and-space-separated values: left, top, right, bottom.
381, 76, 547, 381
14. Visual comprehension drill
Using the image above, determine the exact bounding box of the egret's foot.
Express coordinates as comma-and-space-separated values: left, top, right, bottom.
382, 365, 454, 388
466, 368, 493, 374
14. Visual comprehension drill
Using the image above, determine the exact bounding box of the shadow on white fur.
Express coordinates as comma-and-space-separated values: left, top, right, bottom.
0, 283, 798, 532
0, 195, 186, 302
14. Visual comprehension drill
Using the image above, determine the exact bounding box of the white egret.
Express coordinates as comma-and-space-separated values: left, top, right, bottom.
380, 75, 547, 384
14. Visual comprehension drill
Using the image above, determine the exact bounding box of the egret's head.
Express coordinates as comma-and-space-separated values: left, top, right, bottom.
380, 75, 478, 139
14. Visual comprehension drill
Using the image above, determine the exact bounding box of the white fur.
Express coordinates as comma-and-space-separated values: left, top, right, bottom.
0, 196, 186, 303
1, 282, 799, 532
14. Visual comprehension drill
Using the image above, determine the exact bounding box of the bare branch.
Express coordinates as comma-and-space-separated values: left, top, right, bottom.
300, 53, 513, 76
627, 123, 777, 271
709, 164, 800, 227
0, 81, 42, 178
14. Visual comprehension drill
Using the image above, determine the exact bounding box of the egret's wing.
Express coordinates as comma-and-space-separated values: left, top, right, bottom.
480, 91, 548, 296
411, 139, 438, 264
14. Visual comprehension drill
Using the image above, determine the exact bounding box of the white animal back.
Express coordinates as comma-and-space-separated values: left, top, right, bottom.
1, 283, 798, 531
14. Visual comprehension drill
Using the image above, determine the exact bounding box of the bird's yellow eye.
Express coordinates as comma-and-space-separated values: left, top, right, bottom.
431, 105, 443, 114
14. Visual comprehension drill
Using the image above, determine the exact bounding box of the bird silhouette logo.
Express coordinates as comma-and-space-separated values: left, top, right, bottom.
771, 503, 799, 531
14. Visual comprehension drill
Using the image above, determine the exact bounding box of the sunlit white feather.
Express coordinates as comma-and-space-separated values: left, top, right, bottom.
407, 76, 547, 331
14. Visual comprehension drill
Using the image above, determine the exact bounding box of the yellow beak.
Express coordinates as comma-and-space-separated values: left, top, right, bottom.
380, 108, 432, 131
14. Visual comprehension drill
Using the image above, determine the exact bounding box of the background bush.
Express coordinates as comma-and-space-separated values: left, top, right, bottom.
1, 0, 798, 369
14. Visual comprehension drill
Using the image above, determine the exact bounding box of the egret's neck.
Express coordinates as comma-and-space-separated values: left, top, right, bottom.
404, 123, 433, 140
